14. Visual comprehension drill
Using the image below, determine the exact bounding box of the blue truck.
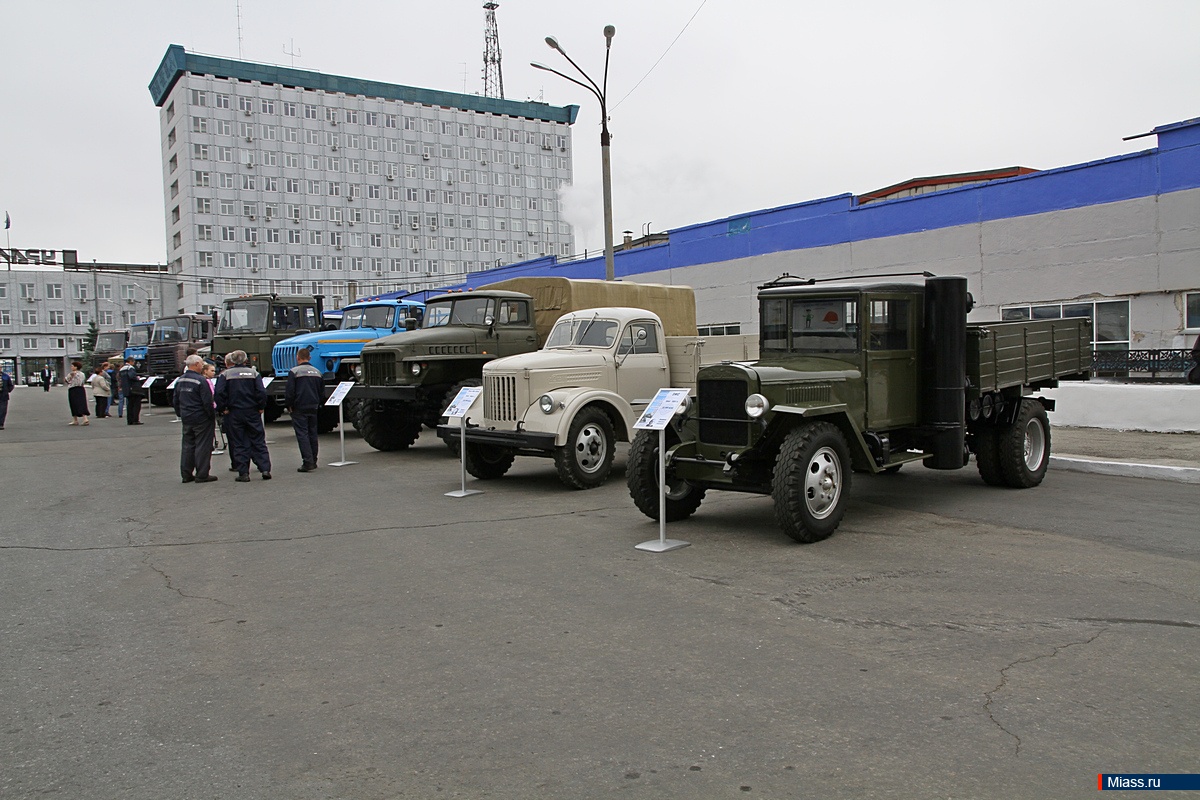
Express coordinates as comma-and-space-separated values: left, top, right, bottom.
269, 296, 425, 432
122, 321, 155, 375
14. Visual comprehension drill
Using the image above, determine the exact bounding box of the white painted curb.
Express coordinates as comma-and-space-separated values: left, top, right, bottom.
1050, 455, 1200, 484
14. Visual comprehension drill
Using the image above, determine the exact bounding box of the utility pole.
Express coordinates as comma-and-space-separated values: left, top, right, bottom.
483, 2, 505, 99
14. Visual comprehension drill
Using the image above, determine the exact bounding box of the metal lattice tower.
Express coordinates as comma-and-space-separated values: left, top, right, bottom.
482, 2, 505, 99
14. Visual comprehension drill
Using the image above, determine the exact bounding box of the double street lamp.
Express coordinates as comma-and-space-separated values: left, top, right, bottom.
532, 26, 617, 281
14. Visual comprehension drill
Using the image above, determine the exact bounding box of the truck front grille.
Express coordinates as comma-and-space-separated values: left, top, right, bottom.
362, 351, 396, 386
273, 344, 301, 375
486, 375, 518, 422
148, 348, 177, 376
699, 378, 751, 446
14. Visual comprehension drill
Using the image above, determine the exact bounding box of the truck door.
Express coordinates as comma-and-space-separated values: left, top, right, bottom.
616, 320, 669, 405
865, 296, 919, 429
494, 298, 538, 357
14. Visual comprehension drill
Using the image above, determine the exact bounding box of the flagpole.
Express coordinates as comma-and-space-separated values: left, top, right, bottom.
5, 212, 10, 271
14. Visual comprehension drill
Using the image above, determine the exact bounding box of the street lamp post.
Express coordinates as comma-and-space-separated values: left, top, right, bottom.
533, 26, 617, 281
132, 282, 155, 322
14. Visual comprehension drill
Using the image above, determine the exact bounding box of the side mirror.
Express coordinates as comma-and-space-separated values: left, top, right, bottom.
484, 314, 497, 336
636, 328, 648, 342
295, 328, 311, 335
404, 317, 418, 331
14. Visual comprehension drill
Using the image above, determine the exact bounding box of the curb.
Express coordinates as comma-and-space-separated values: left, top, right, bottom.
1050, 455, 1200, 484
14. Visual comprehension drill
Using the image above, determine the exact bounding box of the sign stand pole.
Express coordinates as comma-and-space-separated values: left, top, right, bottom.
634, 388, 691, 553
444, 385, 484, 498
326, 381, 357, 467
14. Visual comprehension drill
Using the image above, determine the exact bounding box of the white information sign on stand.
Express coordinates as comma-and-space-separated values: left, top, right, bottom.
445, 385, 484, 498
166, 377, 180, 390
633, 388, 693, 553
141, 376, 159, 389
261, 376, 274, 389
324, 381, 358, 467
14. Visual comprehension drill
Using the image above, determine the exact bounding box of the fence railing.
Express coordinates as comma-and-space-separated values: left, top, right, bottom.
1093, 348, 1197, 378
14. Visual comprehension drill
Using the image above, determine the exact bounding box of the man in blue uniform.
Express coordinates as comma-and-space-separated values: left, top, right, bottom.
215, 349, 272, 482
173, 355, 218, 483
118, 357, 144, 425
285, 347, 325, 472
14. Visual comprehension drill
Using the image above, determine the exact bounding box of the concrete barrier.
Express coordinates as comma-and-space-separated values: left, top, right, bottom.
1037, 382, 1200, 433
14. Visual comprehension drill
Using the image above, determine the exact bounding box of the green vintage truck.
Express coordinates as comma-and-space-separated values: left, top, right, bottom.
626, 275, 1093, 543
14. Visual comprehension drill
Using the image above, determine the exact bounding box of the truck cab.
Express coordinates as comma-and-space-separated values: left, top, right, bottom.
92, 330, 129, 369
146, 314, 215, 405
272, 298, 425, 384
123, 321, 154, 376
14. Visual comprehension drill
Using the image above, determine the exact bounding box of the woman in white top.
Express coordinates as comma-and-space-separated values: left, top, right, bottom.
65, 361, 90, 425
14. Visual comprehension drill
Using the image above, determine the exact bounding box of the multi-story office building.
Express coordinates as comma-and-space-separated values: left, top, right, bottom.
149, 45, 579, 314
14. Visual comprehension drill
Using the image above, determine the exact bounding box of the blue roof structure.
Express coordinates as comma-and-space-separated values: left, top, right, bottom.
149, 44, 579, 125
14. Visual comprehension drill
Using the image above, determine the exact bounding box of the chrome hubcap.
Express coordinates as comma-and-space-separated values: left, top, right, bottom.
1023, 419, 1046, 470
574, 423, 607, 474
804, 446, 842, 519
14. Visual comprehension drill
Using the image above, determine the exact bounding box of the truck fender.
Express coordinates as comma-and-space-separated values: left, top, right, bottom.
522, 388, 637, 446
762, 405, 877, 473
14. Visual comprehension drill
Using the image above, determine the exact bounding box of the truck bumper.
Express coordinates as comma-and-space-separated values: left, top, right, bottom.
437, 422, 557, 453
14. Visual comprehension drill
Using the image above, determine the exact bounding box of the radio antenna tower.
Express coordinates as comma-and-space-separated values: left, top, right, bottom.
482, 2, 505, 99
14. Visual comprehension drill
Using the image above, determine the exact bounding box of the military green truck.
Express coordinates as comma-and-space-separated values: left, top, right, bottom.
626, 275, 1093, 543
354, 277, 698, 452
211, 294, 325, 421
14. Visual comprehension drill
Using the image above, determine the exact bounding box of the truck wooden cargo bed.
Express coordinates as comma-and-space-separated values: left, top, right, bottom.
968, 317, 1093, 392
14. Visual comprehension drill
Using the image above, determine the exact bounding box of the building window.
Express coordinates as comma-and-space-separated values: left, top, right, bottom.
1001, 299, 1131, 350
200, 279, 215, 293
1186, 292, 1200, 331
49, 311, 65, 326
23, 337, 38, 349
22, 310, 38, 325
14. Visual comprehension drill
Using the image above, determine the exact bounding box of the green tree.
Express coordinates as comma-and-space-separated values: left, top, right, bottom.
83, 320, 100, 369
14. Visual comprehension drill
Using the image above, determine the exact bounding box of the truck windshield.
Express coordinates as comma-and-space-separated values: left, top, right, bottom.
219, 300, 269, 334
545, 316, 620, 349
422, 297, 494, 328
151, 316, 191, 344
762, 297, 859, 353
341, 305, 395, 330
128, 325, 152, 347
95, 333, 127, 352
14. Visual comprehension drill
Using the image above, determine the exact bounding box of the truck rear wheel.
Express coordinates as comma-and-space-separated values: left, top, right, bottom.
464, 443, 515, 479
554, 407, 615, 489
973, 428, 1005, 486
263, 402, 284, 423
359, 401, 421, 451
998, 399, 1051, 488
627, 430, 706, 521
772, 422, 851, 543
316, 405, 340, 434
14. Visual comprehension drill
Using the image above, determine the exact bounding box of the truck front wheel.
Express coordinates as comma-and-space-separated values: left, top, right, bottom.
358, 401, 421, 451
626, 430, 706, 521
316, 405, 340, 434
464, 443, 515, 479
554, 407, 615, 489
772, 422, 851, 543
997, 399, 1051, 488
973, 428, 1005, 486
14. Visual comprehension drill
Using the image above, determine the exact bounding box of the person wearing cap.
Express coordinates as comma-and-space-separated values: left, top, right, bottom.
215, 349, 272, 482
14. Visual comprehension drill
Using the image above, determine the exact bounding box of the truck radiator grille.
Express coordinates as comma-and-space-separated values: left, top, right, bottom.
362, 351, 396, 386
148, 349, 177, 376
274, 344, 300, 375
698, 378, 751, 446
486, 375, 518, 422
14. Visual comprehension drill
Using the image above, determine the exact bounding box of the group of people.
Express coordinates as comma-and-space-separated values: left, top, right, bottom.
176, 346, 325, 484
58, 358, 147, 426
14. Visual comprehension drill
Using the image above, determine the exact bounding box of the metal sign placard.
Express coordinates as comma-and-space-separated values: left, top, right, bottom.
444, 386, 483, 419
325, 381, 356, 407
634, 388, 690, 431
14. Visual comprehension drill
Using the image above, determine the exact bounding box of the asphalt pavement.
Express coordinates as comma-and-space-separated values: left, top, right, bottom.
1, 386, 1196, 800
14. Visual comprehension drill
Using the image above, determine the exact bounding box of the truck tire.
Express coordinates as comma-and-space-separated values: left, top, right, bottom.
150, 384, 172, 407
771, 422, 851, 543
263, 402, 284, 423
626, 430, 706, 521
973, 427, 1005, 486
554, 406, 615, 489
345, 398, 363, 433
464, 443, 515, 479
997, 399, 1051, 488
316, 405, 340, 434
359, 401, 421, 451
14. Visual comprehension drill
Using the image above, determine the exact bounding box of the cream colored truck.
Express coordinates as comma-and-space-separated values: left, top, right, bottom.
437, 304, 757, 489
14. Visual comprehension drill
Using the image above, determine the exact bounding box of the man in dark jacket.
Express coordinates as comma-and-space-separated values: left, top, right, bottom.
0, 367, 12, 430
118, 357, 144, 425
40, 366, 51, 391
173, 355, 218, 484
215, 349, 272, 482
285, 347, 325, 472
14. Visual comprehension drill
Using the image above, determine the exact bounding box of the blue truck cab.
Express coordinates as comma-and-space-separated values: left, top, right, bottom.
123, 321, 155, 375
271, 297, 425, 385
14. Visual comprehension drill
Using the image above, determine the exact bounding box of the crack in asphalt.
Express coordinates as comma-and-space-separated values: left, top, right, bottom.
983, 627, 1108, 757
0, 505, 618, 553
1076, 617, 1199, 629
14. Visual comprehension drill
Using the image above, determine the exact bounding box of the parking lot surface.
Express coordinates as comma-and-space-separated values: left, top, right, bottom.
1, 388, 1196, 799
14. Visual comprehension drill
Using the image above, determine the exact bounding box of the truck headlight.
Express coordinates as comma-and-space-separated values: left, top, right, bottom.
410, 362, 422, 376
538, 394, 555, 414
326, 358, 335, 371
745, 393, 770, 418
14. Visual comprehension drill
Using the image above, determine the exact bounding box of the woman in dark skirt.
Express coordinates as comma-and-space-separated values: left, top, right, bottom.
65, 361, 90, 426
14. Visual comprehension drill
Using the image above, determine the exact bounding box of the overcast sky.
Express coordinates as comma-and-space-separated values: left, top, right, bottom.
2, 0, 1197, 265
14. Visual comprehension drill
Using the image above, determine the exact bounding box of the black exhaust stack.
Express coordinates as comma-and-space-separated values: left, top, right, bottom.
922, 276, 968, 469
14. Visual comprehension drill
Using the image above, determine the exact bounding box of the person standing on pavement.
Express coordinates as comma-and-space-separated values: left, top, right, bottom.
285, 347, 324, 472
0, 367, 12, 430
65, 361, 90, 426
174, 355, 218, 484
91, 364, 112, 418
107, 361, 123, 418
215, 349, 272, 482
41, 366, 52, 392
119, 357, 144, 425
